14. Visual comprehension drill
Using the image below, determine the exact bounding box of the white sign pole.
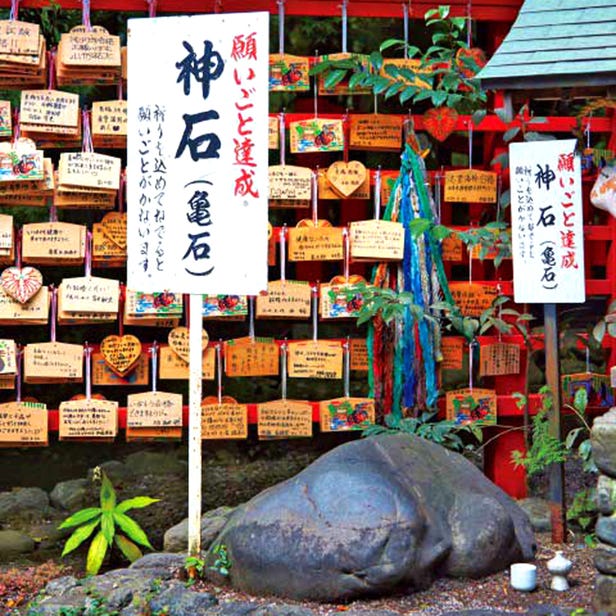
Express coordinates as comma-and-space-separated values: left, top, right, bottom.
188, 293, 203, 556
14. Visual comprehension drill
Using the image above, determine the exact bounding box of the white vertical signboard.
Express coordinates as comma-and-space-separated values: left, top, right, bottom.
127, 12, 269, 295
509, 139, 585, 304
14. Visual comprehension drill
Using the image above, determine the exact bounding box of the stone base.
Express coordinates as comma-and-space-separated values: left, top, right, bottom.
594, 573, 616, 614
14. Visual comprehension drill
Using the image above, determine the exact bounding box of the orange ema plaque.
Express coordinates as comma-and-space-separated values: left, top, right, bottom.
201, 402, 248, 440
257, 399, 313, 439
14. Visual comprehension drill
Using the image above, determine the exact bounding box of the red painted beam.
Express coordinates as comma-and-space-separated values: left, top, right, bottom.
0, 0, 523, 20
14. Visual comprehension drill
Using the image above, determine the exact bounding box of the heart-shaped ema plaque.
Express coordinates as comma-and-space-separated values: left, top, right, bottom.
100, 212, 127, 250
422, 107, 459, 142
100, 334, 142, 376
296, 218, 332, 228
1, 266, 43, 304
326, 161, 367, 198
168, 326, 209, 363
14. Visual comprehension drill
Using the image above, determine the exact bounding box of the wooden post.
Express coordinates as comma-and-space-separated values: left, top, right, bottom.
544, 302, 566, 542
188, 293, 203, 557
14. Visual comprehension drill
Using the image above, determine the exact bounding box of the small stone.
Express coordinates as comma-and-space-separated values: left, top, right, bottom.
598, 474, 616, 515
594, 573, 616, 614
148, 581, 218, 616
596, 515, 616, 547
0, 529, 35, 559
50, 478, 90, 511
0, 486, 49, 522
130, 552, 186, 570
164, 506, 235, 552
516, 497, 552, 532
591, 408, 616, 477
595, 542, 616, 574
44, 575, 80, 596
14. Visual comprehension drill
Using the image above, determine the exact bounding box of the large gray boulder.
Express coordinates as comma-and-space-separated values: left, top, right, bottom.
0, 486, 49, 522
206, 433, 535, 602
164, 506, 235, 552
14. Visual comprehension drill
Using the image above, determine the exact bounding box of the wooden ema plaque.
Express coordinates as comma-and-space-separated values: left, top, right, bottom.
225, 337, 279, 377
22, 222, 85, 265
0, 374, 14, 389
100, 334, 141, 377
201, 401, 248, 440
159, 345, 216, 380
126, 391, 182, 441
479, 342, 520, 377
440, 337, 464, 371
561, 373, 614, 408
92, 223, 125, 268
288, 224, 344, 262
319, 397, 374, 432
289, 118, 344, 154
0, 157, 53, 205
441, 234, 463, 261
24, 341, 83, 383
316, 53, 371, 95
381, 171, 397, 207
349, 220, 404, 261
0, 338, 16, 375
446, 388, 497, 426
0, 138, 43, 182
444, 170, 498, 204
319, 278, 364, 319
349, 338, 369, 371
256, 279, 311, 319
203, 295, 247, 319
269, 54, 310, 91
0, 284, 48, 325
124, 290, 181, 327
0, 401, 47, 446
268, 116, 279, 149
58, 276, 120, 314
257, 399, 313, 439
168, 326, 209, 363
449, 282, 498, 318
58, 152, 121, 191
0, 100, 10, 138
92, 352, 149, 386
380, 58, 431, 89
287, 340, 343, 379
59, 398, 118, 441
20, 89, 79, 132
0, 21, 40, 55
349, 114, 402, 151
91, 100, 126, 148
316, 168, 369, 201
325, 161, 368, 199
269, 165, 312, 200
0, 214, 13, 263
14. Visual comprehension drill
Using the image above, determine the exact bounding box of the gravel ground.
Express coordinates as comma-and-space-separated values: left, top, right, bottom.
185, 533, 596, 615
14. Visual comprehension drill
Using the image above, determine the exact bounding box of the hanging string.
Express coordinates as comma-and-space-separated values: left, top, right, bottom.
342, 109, 349, 163
585, 113, 592, 149
15, 227, 21, 268
343, 227, 350, 280
117, 76, 124, 100
147, 0, 158, 17
468, 120, 473, 169
248, 296, 255, 340
47, 49, 56, 90
279, 110, 286, 165
84, 344, 92, 399
279, 224, 287, 281
12, 108, 20, 142
118, 170, 126, 213
150, 342, 158, 392
85, 230, 93, 277
468, 245, 473, 283
341, 0, 348, 54
280, 341, 288, 399
49, 202, 58, 223
343, 336, 350, 398
313, 50, 319, 118
311, 170, 318, 224
311, 285, 318, 341
15, 346, 22, 402
82, 0, 92, 32
466, 0, 472, 47
496, 283, 502, 342
435, 172, 442, 223
402, 2, 409, 58
82, 109, 93, 153
9, 0, 19, 21
277, 0, 285, 54
216, 342, 223, 403
468, 340, 475, 392
496, 174, 502, 222
585, 344, 591, 374
50, 285, 57, 342
374, 167, 382, 220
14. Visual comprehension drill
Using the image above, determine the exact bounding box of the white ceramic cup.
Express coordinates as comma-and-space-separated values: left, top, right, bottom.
510, 563, 537, 592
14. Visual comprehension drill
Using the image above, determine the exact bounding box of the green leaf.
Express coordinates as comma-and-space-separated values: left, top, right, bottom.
100, 473, 116, 512
61, 518, 100, 557
114, 534, 143, 563
502, 126, 521, 142
565, 427, 583, 449
472, 109, 487, 126
113, 512, 153, 549
595, 318, 609, 342
494, 107, 510, 123
116, 496, 160, 514
574, 387, 588, 414
86, 531, 108, 576
431, 90, 448, 106
379, 38, 404, 52
324, 69, 347, 89
369, 51, 383, 71
101, 511, 115, 545
58, 507, 102, 530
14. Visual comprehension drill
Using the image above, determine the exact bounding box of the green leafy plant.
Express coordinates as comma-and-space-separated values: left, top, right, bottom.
567, 487, 598, 546
363, 409, 483, 452
184, 555, 205, 582
209, 543, 231, 577
58, 469, 159, 576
